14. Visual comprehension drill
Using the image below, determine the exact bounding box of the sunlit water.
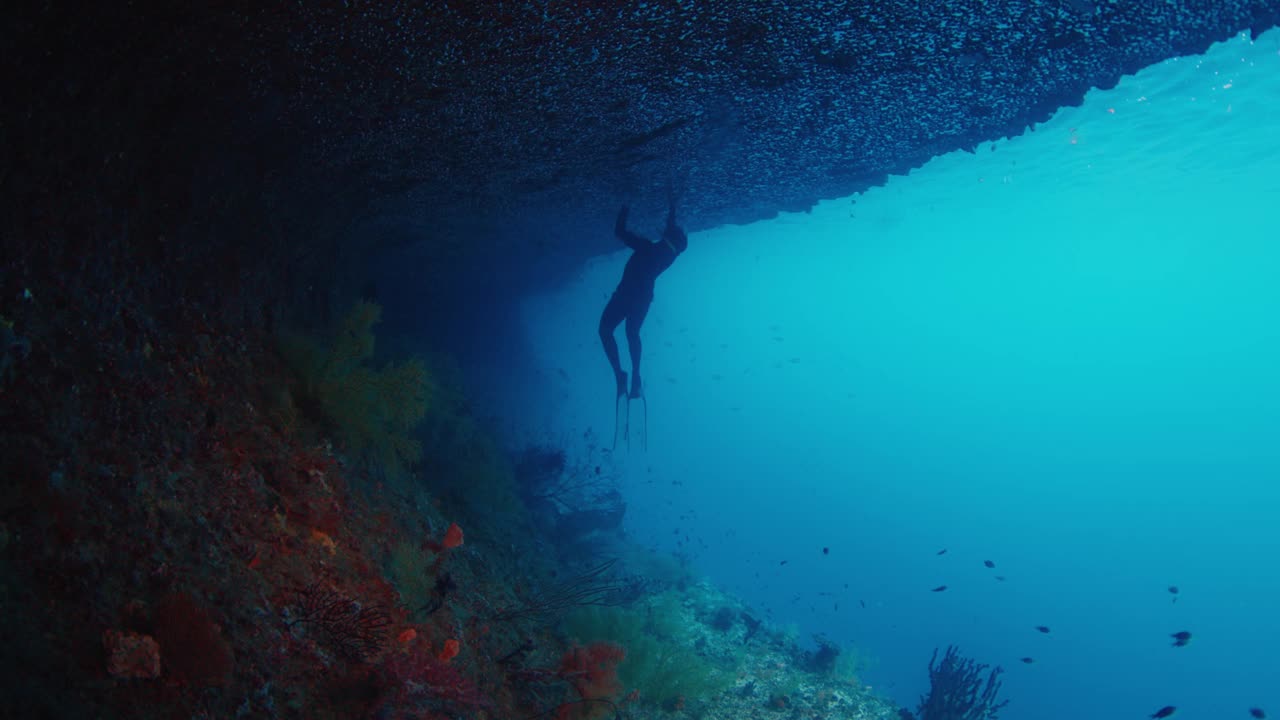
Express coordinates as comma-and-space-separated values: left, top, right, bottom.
517, 28, 1280, 719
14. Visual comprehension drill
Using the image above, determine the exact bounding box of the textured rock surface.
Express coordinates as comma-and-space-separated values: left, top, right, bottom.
241, 3, 1280, 258
7, 2, 1279, 291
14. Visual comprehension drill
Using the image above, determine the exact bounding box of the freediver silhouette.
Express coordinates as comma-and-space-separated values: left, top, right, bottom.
598, 195, 687, 450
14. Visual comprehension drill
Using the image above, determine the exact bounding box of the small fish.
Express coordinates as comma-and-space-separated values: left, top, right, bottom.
822, 547, 829, 555
931, 585, 948, 592
1249, 709, 1266, 719
1150, 706, 1176, 719
780, 560, 788, 566
1168, 585, 1179, 595
994, 575, 1007, 582
1170, 631, 1192, 647
1019, 657, 1034, 664
1035, 626, 1050, 634
983, 560, 995, 568
936, 549, 948, 555
859, 600, 866, 608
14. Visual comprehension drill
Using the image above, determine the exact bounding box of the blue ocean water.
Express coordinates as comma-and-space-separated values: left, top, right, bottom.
515, 28, 1280, 720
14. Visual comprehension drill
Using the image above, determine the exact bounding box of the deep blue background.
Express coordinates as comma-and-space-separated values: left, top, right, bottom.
506, 29, 1280, 720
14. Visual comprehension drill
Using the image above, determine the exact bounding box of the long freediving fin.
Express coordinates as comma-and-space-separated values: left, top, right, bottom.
612, 392, 629, 451
632, 395, 647, 452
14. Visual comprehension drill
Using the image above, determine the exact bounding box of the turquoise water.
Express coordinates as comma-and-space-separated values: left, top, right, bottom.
518, 28, 1280, 719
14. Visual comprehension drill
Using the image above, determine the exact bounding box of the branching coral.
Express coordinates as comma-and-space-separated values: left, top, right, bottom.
912, 645, 1007, 720
492, 559, 637, 622
513, 442, 626, 542
285, 583, 393, 662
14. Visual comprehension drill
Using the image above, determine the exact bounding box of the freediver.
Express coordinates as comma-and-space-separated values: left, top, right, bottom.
598, 199, 687, 420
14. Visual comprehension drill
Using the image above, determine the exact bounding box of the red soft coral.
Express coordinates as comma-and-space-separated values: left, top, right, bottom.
557, 642, 625, 720
380, 642, 491, 714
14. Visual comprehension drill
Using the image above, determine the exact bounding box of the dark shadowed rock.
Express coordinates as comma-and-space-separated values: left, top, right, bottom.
6, 2, 1278, 297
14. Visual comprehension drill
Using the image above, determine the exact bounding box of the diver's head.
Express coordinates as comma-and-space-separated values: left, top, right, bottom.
662, 224, 687, 255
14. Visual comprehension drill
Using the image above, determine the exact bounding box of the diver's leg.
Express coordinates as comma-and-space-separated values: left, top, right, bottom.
598, 293, 628, 396
624, 301, 650, 399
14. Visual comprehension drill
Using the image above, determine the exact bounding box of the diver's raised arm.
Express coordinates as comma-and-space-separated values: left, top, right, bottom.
614, 205, 647, 250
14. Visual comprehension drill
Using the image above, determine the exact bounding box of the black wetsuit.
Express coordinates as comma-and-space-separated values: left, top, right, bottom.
599, 207, 679, 397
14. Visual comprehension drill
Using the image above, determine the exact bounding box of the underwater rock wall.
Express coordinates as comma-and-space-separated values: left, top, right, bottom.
7, 2, 1278, 301
5, 3, 1275, 718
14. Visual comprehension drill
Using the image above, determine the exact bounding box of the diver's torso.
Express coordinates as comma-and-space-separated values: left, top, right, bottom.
617, 242, 674, 302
